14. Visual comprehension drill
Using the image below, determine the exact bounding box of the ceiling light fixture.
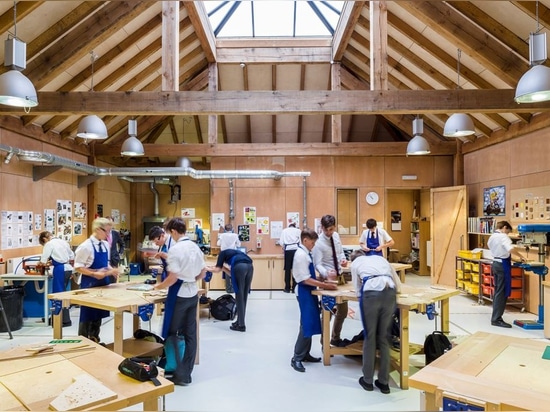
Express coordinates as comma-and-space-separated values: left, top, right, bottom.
443, 49, 475, 138
515, 1, 550, 103
77, 51, 108, 140
406, 117, 430, 156
0, 1, 37, 109
121, 119, 144, 156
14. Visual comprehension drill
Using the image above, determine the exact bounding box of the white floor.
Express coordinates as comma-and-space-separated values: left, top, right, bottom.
0, 274, 545, 411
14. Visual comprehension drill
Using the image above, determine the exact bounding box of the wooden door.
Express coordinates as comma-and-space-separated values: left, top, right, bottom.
431, 186, 468, 287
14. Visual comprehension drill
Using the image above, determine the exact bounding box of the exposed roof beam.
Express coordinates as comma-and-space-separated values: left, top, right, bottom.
185, 1, 216, 62
332, 1, 365, 61
4, 90, 549, 116
216, 46, 332, 64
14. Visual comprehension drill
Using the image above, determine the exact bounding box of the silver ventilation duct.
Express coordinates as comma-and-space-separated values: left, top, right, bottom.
0, 144, 310, 186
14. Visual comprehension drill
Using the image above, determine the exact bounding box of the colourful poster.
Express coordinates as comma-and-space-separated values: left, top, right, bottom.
244, 206, 256, 224
257, 217, 269, 234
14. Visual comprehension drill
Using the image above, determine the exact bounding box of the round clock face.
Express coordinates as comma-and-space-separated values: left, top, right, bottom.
366, 191, 379, 205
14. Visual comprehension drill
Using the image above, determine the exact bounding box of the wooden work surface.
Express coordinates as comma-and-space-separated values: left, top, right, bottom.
342, 262, 412, 283
313, 283, 460, 390
409, 331, 550, 411
0, 337, 173, 411
48, 282, 168, 356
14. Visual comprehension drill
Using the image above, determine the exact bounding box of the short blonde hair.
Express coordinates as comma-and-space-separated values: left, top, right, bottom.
92, 217, 111, 232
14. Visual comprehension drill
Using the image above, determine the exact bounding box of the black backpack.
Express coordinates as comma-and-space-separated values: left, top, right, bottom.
424, 331, 452, 364
210, 294, 237, 321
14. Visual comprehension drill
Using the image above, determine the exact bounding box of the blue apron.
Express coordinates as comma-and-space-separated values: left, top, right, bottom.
502, 256, 512, 298
160, 238, 188, 339
297, 248, 322, 338
80, 241, 110, 322
50, 257, 67, 293
366, 229, 383, 256
229, 255, 239, 294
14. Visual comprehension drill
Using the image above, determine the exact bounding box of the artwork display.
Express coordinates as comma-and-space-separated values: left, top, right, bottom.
483, 185, 506, 216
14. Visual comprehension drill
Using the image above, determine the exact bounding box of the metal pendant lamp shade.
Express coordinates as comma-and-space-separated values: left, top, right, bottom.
0, 70, 38, 107
406, 117, 430, 156
121, 119, 144, 156
77, 115, 108, 140
515, 64, 550, 103
175, 156, 191, 168
443, 113, 476, 138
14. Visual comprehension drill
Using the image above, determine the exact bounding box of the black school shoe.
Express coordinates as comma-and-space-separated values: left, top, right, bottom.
375, 379, 390, 394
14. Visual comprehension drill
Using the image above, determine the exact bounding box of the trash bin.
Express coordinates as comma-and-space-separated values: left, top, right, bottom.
0, 285, 24, 332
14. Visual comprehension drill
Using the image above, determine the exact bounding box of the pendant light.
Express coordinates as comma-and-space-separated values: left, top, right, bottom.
0, 1, 37, 109
121, 119, 144, 156
406, 117, 430, 156
443, 49, 475, 138
515, 1, 550, 103
77, 51, 108, 140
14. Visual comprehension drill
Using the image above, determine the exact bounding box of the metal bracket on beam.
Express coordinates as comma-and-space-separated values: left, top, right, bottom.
33, 165, 62, 182
78, 174, 101, 188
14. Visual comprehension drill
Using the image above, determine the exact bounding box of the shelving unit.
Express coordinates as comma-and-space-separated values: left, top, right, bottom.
467, 216, 495, 249
456, 253, 525, 309
410, 220, 430, 275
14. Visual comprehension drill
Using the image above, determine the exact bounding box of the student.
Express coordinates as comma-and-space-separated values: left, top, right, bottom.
73, 218, 120, 342
279, 222, 301, 293
207, 248, 254, 332
149, 225, 173, 281
487, 220, 524, 328
350, 249, 401, 394
154, 217, 206, 386
359, 218, 394, 257
216, 223, 241, 293
312, 214, 349, 347
39, 231, 74, 327
290, 228, 337, 373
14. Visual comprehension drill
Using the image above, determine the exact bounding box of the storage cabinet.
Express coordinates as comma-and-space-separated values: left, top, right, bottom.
206, 255, 284, 290
456, 254, 525, 309
410, 220, 430, 276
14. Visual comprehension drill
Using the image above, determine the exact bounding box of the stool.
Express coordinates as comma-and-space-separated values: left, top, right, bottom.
389, 249, 399, 263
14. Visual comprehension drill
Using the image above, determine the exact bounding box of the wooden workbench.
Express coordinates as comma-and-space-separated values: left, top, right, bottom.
409, 331, 550, 410
314, 283, 459, 390
0, 337, 173, 411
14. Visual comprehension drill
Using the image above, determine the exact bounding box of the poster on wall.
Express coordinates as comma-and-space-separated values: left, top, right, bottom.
314, 218, 322, 234
271, 221, 283, 239
238, 224, 250, 242
56, 200, 73, 242
34, 213, 42, 231
212, 213, 225, 230
391, 211, 402, 231
74, 202, 86, 220
44, 209, 55, 232
286, 212, 300, 228
244, 207, 256, 224
110, 209, 120, 224
181, 208, 195, 218
257, 217, 269, 234
188, 219, 202, 229
74, 222, 83, 235
484, 185, 506, 216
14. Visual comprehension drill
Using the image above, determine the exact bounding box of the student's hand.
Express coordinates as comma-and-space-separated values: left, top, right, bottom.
324, 283, 338, 291
340, 259, 348, 267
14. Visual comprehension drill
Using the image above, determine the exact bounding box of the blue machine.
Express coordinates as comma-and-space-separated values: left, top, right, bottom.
513, 224, 550, 330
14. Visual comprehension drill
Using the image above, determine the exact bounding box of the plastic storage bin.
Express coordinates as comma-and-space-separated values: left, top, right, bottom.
458, 250, 482, 260
0, 286, 24, 332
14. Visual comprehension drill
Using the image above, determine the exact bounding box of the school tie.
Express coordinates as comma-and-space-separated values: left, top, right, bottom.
98, 242, 104, 252
371, 231, 375, 239
329, 236, 339, 275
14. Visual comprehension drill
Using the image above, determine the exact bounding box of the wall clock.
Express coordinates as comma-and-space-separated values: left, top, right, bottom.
366, 191, 379, 205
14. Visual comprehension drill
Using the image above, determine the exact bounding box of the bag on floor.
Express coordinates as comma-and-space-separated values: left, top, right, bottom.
210, 294, 237, 321
118, 357, 161, 386
424, 331, 452, 364
162, 333, 186, 373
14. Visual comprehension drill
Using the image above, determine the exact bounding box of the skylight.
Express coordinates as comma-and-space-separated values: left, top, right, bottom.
204, 1, 344, 38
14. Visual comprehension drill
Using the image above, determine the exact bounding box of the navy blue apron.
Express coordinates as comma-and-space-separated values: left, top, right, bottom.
80, 241, 110, 322
366, 230, 383, 256
502, 256, 512, 298
297, 248, 322, 337
160, 238, 188, 339
50, 257, 67, 293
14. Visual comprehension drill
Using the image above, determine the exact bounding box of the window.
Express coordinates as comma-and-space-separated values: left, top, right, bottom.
336, 188, 357, 235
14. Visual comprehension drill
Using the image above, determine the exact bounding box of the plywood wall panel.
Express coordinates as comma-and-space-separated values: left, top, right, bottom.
433, 156, 455, 187
463, 151, 479, 184
383, 157, 435, 187
334, 157, 384, 186
510, 130, 550, 176
306, 186, 334, 229
476, 143, 510, 182
297, 157, 334, 188
358, 187, 385, 228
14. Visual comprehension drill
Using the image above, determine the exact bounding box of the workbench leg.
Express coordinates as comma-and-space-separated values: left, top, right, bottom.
52, 312, 63, 339
113, 312, 124, 355
321, 308, 331, 366
399, 307, 410, 389
440, 298, 450, 334
420, 391, 436, 411
399, 269, 405, 283
142, 396, 161, 411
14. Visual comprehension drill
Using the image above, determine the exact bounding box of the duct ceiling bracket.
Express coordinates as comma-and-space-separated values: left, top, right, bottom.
33, 165, 62, 182
78, 174, 101, 188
